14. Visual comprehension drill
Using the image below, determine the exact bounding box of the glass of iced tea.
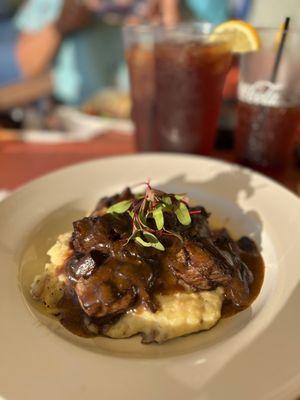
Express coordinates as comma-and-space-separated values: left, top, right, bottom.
124, 23, 232, 153
236, 29, 300, 174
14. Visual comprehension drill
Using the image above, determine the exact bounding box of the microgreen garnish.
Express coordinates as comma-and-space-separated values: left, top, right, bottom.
107, 181, 201, 251
107, 199, 132, 214
174, 202, 191, 226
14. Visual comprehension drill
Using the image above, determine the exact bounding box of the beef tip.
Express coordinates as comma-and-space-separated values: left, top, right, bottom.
237, 236, 259, 254
224, 262, 252, 308
75, 276, 133, 318
182, 206, 211, 241
67, 251, 108, 279
72, 214, 131, 254
165, 241, 232, 291
166, 231, 253, 307
92, 187, 134, 216
72, 216, 111, 254
163, 206, 211, 241
74, 259, 155, 318
69, 254, 96, 279
210, 231, 253, 307
72, 214, 162, 264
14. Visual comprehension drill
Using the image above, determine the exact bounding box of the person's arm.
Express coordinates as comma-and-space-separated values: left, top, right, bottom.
158, 0, 180, 25
16, 25, 61, 79
16, 0, 95, 79
0, 72, 53, 111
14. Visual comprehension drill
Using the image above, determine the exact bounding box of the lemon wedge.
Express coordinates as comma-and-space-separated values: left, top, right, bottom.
212, 20, 261, 53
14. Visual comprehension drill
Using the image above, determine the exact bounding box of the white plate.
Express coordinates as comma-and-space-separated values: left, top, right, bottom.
1, 154, 299, 400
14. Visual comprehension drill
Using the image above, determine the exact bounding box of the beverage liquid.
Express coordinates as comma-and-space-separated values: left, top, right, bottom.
126, 46, 155, 151
154, 40, 232, 153
127, 40, 231, 153
236, 82, 300, 173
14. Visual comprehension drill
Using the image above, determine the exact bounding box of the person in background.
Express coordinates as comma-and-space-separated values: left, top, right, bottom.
0, 0, 97, 110
0, 0, 179, 111
0, 0, 252, 112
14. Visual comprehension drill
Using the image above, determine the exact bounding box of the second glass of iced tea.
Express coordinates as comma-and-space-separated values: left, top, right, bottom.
124, 23, 232, 153
236, 29, 300, 174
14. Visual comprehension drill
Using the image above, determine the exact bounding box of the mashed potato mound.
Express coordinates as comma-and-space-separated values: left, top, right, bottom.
30, 233, 72, 309
106, 289, 223, 343
31, 233, 224, 342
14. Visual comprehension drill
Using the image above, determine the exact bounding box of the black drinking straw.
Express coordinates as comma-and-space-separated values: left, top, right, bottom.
270, 17, 290, 83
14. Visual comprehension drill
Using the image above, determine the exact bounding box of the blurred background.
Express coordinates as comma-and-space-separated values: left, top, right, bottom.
0, 0, 299, 194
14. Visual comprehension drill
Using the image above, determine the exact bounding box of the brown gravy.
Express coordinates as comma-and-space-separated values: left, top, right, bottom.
222, 251, 265, 317
57, 249, 265, 337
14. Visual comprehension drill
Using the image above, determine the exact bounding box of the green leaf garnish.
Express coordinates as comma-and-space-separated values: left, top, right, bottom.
107, 199, 132, 214
135, 232, 165, 251
174, 194, 185, 200
162, 195, 172, 205
128, 210, 134, 218
105, 181, 195, 251
153, 205, 164, 230
138, 210, 148, 227
144, 232, 165, 251
175, 202, 191, 226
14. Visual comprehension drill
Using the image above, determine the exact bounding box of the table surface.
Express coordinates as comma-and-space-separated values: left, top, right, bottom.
1, 131, 299, 195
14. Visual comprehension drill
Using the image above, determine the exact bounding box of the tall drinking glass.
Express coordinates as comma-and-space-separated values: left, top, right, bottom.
236, 29, 300, 174
124, 23, 232, 153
